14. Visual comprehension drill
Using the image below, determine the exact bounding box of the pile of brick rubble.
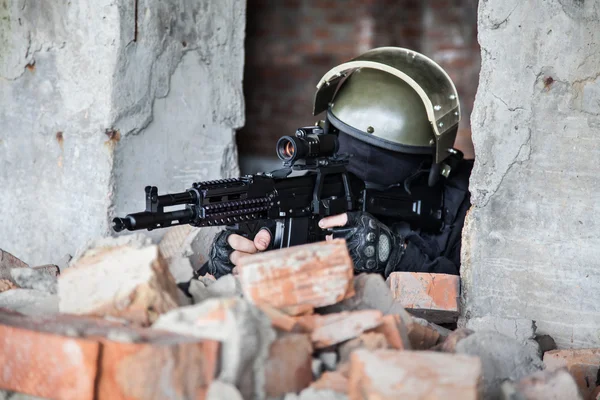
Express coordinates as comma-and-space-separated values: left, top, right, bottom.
0, 227, 598, 400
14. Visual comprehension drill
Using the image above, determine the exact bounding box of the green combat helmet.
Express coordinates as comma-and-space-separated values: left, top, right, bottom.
313, 47, 462, 183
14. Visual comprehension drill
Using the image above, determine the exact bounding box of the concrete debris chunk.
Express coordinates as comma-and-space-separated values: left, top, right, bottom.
500, 368, 583, 400
0, 249, 28, 283
188, 274, 242, 304
10, 268, 57, 294
54, 254, 72, 271
0, 390, 49, 399
387, 272, 460, 324
465, 316, 540, 357
157, 225, 195, 260
0, 280, 17, 293
152, 297, 276, 400
58, 243, 180, 326
0, 289, 58, 316
158, 225, 220, 273
166, 256, 195, 283
237, 239, 355, 309
284, 388, 349, 400
70, 232, 153, 265
264, 333, 313, 398
456, 331, 544, 399
339, 332, 390, 365
466, 316, 536, 341
295, 310, 383, 349
31, 265, 60, 277
319, 351, 338, 371
312, 358, 324, 380
0, 310, 219, 400
543, 348, 600, 399
349, 349, 482, 400
206, 381, 244, 400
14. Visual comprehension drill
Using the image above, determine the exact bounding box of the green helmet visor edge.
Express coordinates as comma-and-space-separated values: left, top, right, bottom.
313, 47, 461, 163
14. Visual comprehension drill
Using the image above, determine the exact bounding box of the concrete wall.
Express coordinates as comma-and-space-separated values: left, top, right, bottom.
0, 0, 246, 266
461, 0, 600, 349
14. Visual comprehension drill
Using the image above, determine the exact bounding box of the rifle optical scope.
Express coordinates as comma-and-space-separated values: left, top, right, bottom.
276, 127, 338, 164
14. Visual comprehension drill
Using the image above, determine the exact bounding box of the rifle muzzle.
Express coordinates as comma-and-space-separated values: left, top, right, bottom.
112, 208, 195, 232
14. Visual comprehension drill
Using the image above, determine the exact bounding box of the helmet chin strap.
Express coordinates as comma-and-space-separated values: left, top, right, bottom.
428, 163, 441, 187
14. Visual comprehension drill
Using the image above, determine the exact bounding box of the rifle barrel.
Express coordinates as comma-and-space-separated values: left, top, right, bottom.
112, 208, 195, 232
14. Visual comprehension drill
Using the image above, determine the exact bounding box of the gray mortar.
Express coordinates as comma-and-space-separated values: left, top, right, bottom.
461, 0, 600, 348
0, 0, 246, 265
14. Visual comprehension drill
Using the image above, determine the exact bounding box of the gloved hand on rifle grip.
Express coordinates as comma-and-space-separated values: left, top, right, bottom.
319, 211, 406, 276
207, 225, 273, 279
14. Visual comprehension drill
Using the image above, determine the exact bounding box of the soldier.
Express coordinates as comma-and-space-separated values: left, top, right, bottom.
201, 47, 473, 280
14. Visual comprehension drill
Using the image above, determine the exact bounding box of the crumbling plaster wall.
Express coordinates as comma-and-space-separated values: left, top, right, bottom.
0, 0, 246, 265
461, 0, 600, 349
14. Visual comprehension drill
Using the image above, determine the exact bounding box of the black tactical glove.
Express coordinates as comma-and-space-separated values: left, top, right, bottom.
330, 212, 406, 276
206, 229, 235, 279
205, 221, 276, 279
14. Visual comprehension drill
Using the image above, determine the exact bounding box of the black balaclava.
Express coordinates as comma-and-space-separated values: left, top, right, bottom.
337, 131, 433, 187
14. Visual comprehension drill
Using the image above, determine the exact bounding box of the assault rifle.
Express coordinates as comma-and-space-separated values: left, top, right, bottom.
112, 124, 456, 248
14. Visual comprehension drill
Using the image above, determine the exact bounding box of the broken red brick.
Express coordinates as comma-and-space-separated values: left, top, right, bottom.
97, 338, 219, 400
58, 243, 180, 326
310, 371, 349, 393
349, 349, 482, 400
406, 319, 442, 350
367, 314, 409, 350
544, 348, 600, 399
0, 279, 17, 292
264, 333, 313, 398
280, 304, 315, 316
387, 272, 460, 324
0, 310, 219, 400
259, 303, 302, 332
0, 324, 99, 399
295, 310, 383, 349
339, 332, 390, 364
237, 239, 355, 309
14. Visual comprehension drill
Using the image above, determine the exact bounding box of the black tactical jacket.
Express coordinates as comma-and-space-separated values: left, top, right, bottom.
385, 159, 473, 276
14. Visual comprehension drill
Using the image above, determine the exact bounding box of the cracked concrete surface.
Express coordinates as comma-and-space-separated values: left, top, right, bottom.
462, 0, 600, 348
0, 0, 246, 265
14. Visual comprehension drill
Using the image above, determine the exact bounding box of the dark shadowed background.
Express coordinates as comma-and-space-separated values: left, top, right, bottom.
237, 0, 480, 173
